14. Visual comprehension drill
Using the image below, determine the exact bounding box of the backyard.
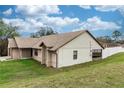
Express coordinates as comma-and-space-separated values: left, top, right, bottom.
0, 52, 124, 87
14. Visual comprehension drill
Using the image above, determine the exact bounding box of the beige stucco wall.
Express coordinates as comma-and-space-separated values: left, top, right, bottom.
45, 50, 52, 67
45, 51, 57, 67
32, 48, 56, 67
8, 48, 12, 56
21, 48, 32, 58
51, 53, 57, 68
9, 48, 32, 59
32, 49, 43, 63
57, 32, 102, 68
11, 48, 21, 59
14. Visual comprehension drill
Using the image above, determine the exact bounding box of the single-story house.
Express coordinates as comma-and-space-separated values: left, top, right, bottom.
8, 30, 104, 68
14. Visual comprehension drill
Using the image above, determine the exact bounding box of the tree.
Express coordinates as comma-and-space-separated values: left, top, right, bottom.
112, 30, 122, 42
0, 19, 20, 56
30, 26, 57, 38
96, 36, 112, 43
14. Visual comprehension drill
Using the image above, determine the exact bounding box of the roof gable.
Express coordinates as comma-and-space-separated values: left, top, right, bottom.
86, 31, 104, 49
17, 37, 39, 48
8, 38, 17, 48
33, 30, 85, 50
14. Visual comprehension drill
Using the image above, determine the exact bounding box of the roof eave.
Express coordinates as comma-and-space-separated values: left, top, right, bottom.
86, 30, 104, 49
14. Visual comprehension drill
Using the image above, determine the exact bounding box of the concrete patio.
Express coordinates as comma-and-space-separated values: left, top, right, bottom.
0, 56, 11, 61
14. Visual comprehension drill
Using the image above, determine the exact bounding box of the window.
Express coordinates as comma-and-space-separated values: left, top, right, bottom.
92, 49, 102, 59
92, 49, 102, 53
34, 49, 38, 56
73, 50, 78, 60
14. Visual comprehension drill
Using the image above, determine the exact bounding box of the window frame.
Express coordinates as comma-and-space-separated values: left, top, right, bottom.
73, 50, 78, 60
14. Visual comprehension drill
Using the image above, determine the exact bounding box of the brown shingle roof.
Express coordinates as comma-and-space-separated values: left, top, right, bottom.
8, 30, 104, 50
8, 38, 17, 48
32, 30, 84, 50
8, 37, 39, 48
14, 37, 39, 48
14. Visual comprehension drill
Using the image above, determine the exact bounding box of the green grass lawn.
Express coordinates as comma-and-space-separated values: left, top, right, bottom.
0, 52, 124, 88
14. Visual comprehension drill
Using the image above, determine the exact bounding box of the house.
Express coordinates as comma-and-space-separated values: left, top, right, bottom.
8, 30, 104, 68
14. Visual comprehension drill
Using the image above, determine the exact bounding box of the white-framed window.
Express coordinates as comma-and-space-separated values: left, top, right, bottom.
73, 50, 78, 60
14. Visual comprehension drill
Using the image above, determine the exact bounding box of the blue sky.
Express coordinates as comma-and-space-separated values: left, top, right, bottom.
0, 5, 124, 37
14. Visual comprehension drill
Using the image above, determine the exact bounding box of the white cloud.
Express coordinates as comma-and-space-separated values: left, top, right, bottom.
3, 18, 24, 27
95, 6, 124, 16
94, 6, 124, 16
3, 6, 122, 35
15, 5, 61, 17
77, 16, 121, 31
3, 16, 121, 35
40, 15, 79, 27
11, 5, 80, 32
94, 5, 123, 12
2, 15, 80, 33
79, 5, 91, 9
79, 5, 124, 16
3, 8, 13, 16
2, 18, 44, 33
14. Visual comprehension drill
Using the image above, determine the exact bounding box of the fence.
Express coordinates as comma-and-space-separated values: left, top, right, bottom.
102, 46, 124, 59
